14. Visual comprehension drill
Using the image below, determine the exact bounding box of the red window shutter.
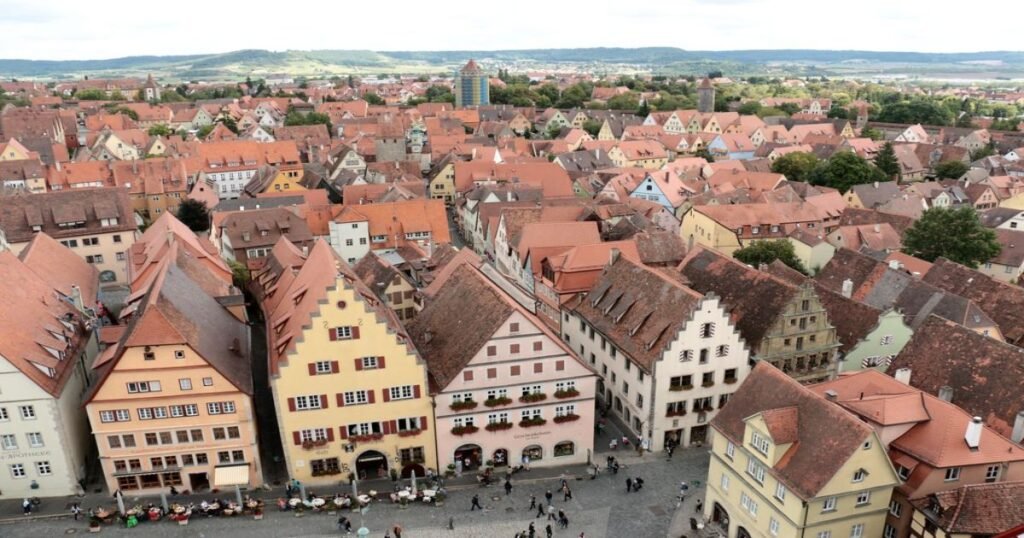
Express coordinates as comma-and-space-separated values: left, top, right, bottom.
308, 363, 317, 376
331, 361, 340, 374
556, 360, 565, 371
336, 393, 345, 407
420, 416, 428, 431
533, 341, 542, 351
534, 362, 543, 373
510, 344, 520, 354
487, 346, 496, 356
463, 370, 474, 381
320, 394, 328, 408
367, 390, 376, 404
487, 368, 497, 379
339, 426, 348, 439
390, 420, 398, 434
292, 431, 301, 445
382, 388, 391, 402
354, 358, 363, 371
351, 326, 361, 339
413, 385, 422, 398
287, 398, 296, 412
328, 328, 337, 341
511, 365, 521, 376
326, 428, 335, 442
378, 356, 386, 369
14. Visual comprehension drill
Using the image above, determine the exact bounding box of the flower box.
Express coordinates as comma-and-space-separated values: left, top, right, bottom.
553, 413, 580, 423
397, 428, 422, 437
666, 409, 687, 417
351, 433, 384, 443
301, 438, 329, 450
483, 397, 513, 407
450, 400, 478, 411
450, 425, 479, 436
485, 421, 513, 432
702, 380, 715, 388
519, 393, 547, 403
518, 417, 547, 428
553, 388, 580, 399
724, 377, 738, 385
669, 384, 693, 392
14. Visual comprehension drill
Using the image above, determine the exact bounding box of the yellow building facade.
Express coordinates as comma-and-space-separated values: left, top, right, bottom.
259, 239, 436, 484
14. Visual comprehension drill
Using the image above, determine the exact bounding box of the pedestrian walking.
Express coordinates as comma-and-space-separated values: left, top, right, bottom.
529, 494, 537, 511
547, 504, 556, 521
536, 502, 545, 518
505, 479, 513, 496
393, 524, 403, 538
625, 477, 632, 493
612, 461, 619, 474
667, 443, 675, 460
384, 531, 391, 538
545, 489, 553, 505
529, 522, 536, 538
546, 524, 553, 538
22, 498, 31, 515
559, 510, 569, 529
609, 438, 617, 450
71, 503, 82, 520
695, 499, 703, 512
471, 494, 483, 511
562, 484, 573, 501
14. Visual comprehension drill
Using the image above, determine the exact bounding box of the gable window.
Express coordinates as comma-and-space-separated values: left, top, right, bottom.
699, 323, 715, 338
174, 350, 186, 359
679, 350, 693, 362
855, 491, 870, 506
985, 464, 1001, 482
944, 467, 961, 482
750, 431, 770, 455
331, 326, 354, 340
179, 378, 192, 391
853, 469, 866, 483
896, 464, 910, 480
716, 345, 729, 357
822, 496, 837, 512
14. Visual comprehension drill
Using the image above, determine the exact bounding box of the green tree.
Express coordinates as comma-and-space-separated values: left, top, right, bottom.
733, 240, 807, 274
876, 100, 954, 126
363, 92, 384, 105
873, 142, 901, 179
693, 147, 715, 163
148, 123, 172, 137
808, 151, 888, 193
107, 106, 139, 121
770, 152, 820, 183
425, 85, 454, 103
228, 259, 251, 288
555, 84, 588, 109
74, 89, 107, 100
284, 110, 332, 133
859, 126, 884, 141
738, 101, 762, 115
970, 142, 997, 161
581, 120, 603, 138
777, 102, 801, 115
933, 160, 969, 180
196, 124, 216, 139
902, 207, 1001, 268
219, 116, 239, 134
175, 199, 211, 233
606, 93, 639, 111
108, 90, 126, 101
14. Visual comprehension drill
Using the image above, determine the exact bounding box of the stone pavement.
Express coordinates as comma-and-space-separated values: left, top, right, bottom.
0, 446, 711, 537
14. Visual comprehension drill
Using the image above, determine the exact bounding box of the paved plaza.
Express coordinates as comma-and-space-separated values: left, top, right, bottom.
0, 445, 709, 538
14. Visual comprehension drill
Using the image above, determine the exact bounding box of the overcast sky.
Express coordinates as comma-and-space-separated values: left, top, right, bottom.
3, 0, 1021, 60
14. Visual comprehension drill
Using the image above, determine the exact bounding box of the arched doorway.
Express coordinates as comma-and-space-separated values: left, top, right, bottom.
454, 444, 482, 471
522, 445, 543, 465
712, 502, 730, 529
737, 527, 752, 538
400, 463, 425, 479
491, 448, 508, 467
355, 450, 388, 480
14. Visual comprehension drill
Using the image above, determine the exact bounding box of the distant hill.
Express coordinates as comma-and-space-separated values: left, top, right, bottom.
2, 48, 1023, 81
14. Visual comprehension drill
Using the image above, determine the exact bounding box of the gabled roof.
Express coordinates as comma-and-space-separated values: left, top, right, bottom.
129, 212, 231, 288
18, 232, 98, 307
676, 247, 801, 349
888, 315, 1024, 439
910, 482, 1024, 535
922, 257, 1024, 344
568, 256, 703, 372
712, 362, 874, 500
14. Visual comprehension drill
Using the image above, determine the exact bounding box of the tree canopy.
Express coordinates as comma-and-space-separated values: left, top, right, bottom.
770, 152, 820, 183
362, 92, 384, 105
808, 151, 888, 193
933, 160, 969, 180
147, 124, 172, 137
175, 199, 211, 233
902, 207, 1001, 268
873, 142, 901, 179
733, 240, 807, 274
876, 99, 954, 126
284, 110, 332, 133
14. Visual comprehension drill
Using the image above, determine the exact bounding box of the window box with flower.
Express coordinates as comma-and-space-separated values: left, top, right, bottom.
485, 421, 514, 432
519, 417, 547, 428
519, 393, 547, 403
484, 396, 513, 407
351, 433, 384, 443
553, 413, 580, 424
669, 384, 693, 392
450, 400, 478, 411
397, 428, 422, 438
301, 439, 330, 450
450, 425, 479, 436
553, 388, 580, 399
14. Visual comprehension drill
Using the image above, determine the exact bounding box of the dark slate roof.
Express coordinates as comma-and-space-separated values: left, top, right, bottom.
922, 258, 1024, 345
889, 315, 1024, 439
0, 187, 136, 243
633, 230, 687, 267
352, 252, 406, 300
676, 247, 799, 350
711, 362, 873, 500
568, 256, 702, 372
407, 264, 513, 393
910, 482, 1024, 535
838, 208, 915, 235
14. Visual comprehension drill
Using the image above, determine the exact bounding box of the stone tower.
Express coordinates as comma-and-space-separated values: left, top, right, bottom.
697, 77, 715, 113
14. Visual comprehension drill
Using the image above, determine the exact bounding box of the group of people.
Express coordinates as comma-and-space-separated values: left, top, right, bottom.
624, 477, 645, 492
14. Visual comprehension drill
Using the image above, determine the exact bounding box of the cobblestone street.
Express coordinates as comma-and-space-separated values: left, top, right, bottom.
0, 446, 710, 538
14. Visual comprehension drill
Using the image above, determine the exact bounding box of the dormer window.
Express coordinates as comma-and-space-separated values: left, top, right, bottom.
751, 431, 770, 455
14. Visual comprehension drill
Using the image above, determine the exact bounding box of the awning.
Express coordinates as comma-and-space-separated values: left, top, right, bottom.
213, 464, 250, 487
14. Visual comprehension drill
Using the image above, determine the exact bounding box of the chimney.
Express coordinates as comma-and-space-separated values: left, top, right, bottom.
938, 386, 954, 402
873, 223, 880, 233
609, 247, 621, 266
824, 390, 838, 402
69, 284, 84, 312
166, 228, 174, 245
1012, 411, 1024, 444
841, 278, 853, 298
301, 245, 309, 256
894, 367, 912, 385
965, 416, 983, 449
888, 260, 901, 270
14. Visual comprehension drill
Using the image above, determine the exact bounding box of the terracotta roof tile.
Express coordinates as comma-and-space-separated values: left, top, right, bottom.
922, 257, 1024, 344
910, 482, 1024, 534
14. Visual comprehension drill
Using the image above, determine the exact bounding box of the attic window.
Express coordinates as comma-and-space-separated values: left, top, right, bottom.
143, 348, 155, 361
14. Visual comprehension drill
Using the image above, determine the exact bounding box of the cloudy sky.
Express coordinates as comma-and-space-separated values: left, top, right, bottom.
2, 0, 1021, 60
